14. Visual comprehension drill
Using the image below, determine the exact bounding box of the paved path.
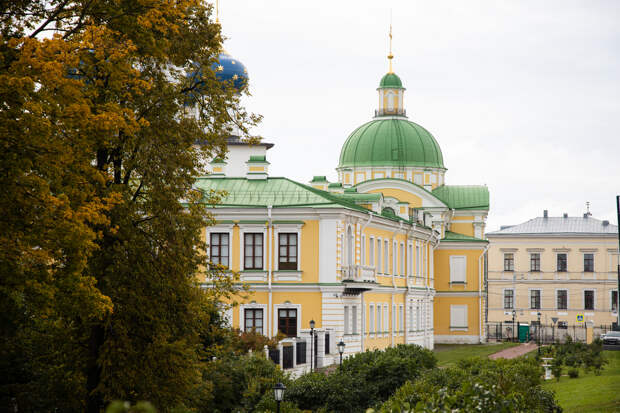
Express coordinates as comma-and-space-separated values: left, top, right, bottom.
489, 342, 538, 360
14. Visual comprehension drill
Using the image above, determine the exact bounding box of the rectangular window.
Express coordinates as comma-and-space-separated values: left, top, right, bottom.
584, 290, 594, 310
408, 305, 413, 330
369, 304, 375, 334
369, 238, 375, 266
612, 291, 619, 312
392, 304, 396, 332
361, 235, 366, 265
244, 308, 263, 335
450, 256, 467, 283
407, 244, 413, 276
344, 306, 349, 335
450, 305, 468, 329
530, 290, 541, 309
557, 253, 567, 272
399, 305, 404, 332
393, 241, 397, 275
277, 308, 297, 337
377, 305, 382, 333
416, 246, 421, 277
503, 289, 514, 309
384, 304, 389, 333
530, 253, 541, 272
416, 303, 421, 330
557, 290, 567, 310
352, 306, 358, 334
504, 253, 514, 271
384, 240, 389, 274
399, 244, 404, 276
584, 253, 594, 272
278, 233, 298, 270
210, 233, 230, 267
377, 240, 382, 273
244, 233, 263, 270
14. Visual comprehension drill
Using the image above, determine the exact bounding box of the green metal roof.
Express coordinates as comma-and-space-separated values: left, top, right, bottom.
339, 118, 445, 169
432, 185, 489, 210
442, 230, 488, 243
379, 72, 403, 89
310, 176, 328, 183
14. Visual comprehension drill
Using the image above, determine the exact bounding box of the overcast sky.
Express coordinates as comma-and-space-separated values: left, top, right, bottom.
218, 0, 620, 231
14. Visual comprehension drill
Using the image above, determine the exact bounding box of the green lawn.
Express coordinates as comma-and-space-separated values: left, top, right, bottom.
433, 342, 519, 367
543, 350, 620, 413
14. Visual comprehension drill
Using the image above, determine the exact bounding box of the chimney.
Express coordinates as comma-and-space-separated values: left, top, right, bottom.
246, 155, 269, 180
543, 210, 548, 218
603, 220, 610, 226
563, 213, 568, 218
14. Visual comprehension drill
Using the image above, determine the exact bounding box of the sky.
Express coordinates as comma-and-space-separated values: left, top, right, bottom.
218, 0, 620, 231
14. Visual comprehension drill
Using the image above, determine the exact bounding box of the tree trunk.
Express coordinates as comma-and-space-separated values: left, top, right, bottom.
86, 324, 105, 413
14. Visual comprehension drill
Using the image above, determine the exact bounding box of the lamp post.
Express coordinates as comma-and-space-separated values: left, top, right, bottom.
309, 319, 315, 372
274, 382, 286, 413
337, 340, 346, 369
537, 312, 542, 355
512, 310, 516, 342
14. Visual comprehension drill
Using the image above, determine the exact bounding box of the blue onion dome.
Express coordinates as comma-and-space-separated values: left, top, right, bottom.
212, 51, 248, 91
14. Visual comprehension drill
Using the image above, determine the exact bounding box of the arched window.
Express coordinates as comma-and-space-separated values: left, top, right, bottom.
346, 226, 354, 266
387, 91, 395, 111
382, 207, 396, 217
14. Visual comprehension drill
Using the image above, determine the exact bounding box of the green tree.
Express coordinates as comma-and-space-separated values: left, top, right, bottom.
0, 1, 259, 411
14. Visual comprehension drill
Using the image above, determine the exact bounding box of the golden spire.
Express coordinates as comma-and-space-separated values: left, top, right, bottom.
387, 15, 394, 73
216, 0, 220, 23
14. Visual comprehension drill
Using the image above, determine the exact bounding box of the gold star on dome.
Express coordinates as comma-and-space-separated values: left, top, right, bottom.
232, 74, 238, 80
217, 65, 223, 72
231, 60, 236, 65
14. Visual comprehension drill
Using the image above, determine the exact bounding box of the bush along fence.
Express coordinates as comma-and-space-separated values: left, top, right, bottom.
486, 321, 614, 344
264, 329, 334, 372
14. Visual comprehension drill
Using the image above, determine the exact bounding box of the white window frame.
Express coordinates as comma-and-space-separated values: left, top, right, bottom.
399, 243, 405, 276
369, 236, 375, 266
449, 255, 467, 284
529, 252, 541, 272
361, 235, 366, 266
239, 225, 267, 271
450, 304, 468, 331
416, 302, 421, 331
377, 304, 382, 335
384, 240, 389, 274
393, 241, 397, 276
240, 303, 267, 334
352, 305, 358, 334
273, 303, 301, 337
274, 224, 303, 272
344, 305, 350, 335
369, 304, 375, 334
502, 288, 515, 310
556, 288, 568, 310
408, 304, 414, 331
384, 303, 389, 334
206, 224, 234, 270
392, 304, 397, 334
611, 289, 619, 313
407, 243, 413, 276
583, 289, 596, 311
503, 252, 515, 272
346, 225, 354, 266
399, 304, 404, 333
529, 288, 542, 310
583, 252, 595, 273
416, 245, 421, 278
377, 239, 382, 274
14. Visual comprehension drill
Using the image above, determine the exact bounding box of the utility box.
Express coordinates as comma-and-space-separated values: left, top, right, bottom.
518, 324, 530, 343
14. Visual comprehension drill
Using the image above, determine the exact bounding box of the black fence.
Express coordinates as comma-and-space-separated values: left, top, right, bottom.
268, 348, 279, 365
282, 345, 294, 369
296, 340, 307, 364
486, 321, 615, 344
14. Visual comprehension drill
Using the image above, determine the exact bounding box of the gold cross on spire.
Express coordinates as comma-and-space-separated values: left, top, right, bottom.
387, 14, 394, 73
216, 0, 220, 23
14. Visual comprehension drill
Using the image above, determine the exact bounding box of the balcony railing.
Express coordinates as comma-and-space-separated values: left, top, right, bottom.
342, 265, 376, 283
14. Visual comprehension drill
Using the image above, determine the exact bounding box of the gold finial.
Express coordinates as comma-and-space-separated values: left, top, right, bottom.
216, 0, 220, 23
387, 13, 394, 73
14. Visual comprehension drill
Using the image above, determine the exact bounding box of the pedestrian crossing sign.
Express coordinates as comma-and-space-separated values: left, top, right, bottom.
576, 314, 584, 322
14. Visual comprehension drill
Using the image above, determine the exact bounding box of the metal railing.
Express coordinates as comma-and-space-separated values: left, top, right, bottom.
342, 265, 376, 283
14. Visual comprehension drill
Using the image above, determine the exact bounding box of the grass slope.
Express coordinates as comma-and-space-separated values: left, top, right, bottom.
433, 342, 519, 367
543, 350, 620, 413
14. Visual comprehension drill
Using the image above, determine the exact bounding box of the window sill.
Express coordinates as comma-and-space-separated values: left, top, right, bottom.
450, 281, 466, 285
273, 271, 302, 281
450, 326, 468, 332
240, 271, 267, 282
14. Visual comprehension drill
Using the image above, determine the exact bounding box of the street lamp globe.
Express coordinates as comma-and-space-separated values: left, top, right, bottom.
309, 319, 315, 330
274, 382, 286, 402
338, 340, 345, 355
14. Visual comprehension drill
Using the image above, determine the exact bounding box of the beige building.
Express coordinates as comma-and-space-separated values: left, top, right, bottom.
487, 211, 619, 328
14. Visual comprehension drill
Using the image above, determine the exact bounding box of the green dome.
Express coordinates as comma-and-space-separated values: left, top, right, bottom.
338, 118, 445, 169
379, 72, 403, 88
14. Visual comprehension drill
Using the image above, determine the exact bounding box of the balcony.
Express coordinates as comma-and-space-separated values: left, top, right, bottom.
341, 265, 377, 289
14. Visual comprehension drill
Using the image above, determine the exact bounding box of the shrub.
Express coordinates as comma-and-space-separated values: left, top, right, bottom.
551, 361, 563, 382
568, 368, 579, 378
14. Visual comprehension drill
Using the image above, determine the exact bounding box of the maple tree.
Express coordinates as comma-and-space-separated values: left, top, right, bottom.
0, 1, 258, 411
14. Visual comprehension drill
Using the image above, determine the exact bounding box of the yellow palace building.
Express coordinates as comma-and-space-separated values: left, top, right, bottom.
196, 34, 490, 363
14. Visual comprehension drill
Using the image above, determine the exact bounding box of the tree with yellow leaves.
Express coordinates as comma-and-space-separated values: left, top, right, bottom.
0, 1, 259, 411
